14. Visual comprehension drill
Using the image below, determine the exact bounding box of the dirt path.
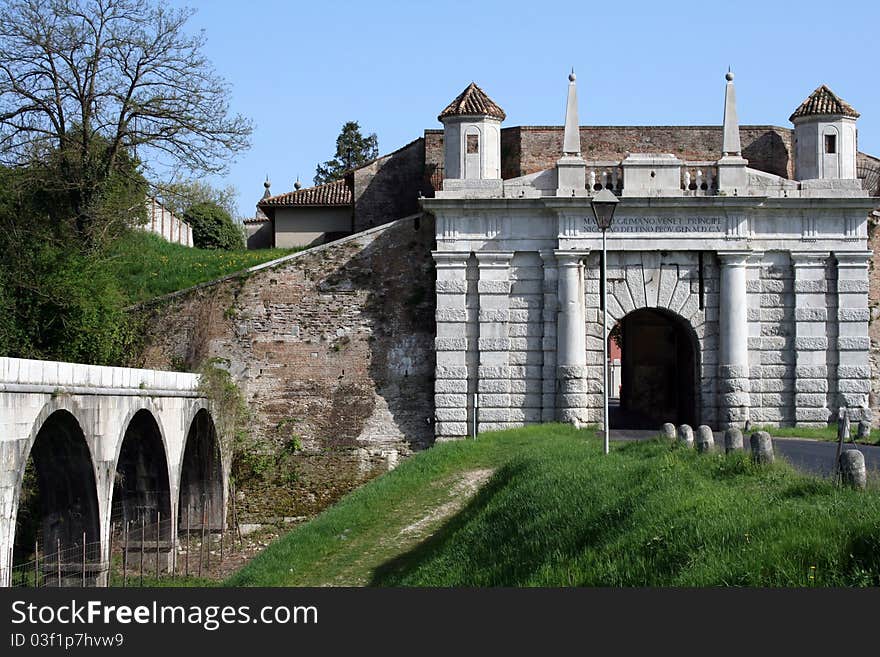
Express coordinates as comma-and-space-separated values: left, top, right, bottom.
322, 468, 495, 586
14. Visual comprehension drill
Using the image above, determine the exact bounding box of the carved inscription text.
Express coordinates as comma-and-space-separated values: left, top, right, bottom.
582, 216, 723, 233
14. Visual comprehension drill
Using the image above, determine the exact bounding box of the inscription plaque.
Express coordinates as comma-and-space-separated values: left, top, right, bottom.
582, 216, 723, 233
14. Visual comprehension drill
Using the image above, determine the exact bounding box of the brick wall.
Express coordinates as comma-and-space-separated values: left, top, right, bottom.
134, 215, 436, 520
353, 138, 425, 232
424, 130, 444, 196
501, 126, 796, 179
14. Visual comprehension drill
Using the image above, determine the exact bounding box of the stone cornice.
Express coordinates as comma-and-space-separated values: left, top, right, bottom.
717, 251, 752, 266
834, 251, 873, 266
432, 251, 471, 267
790, 251, 831, 265
474, 251, 514, 267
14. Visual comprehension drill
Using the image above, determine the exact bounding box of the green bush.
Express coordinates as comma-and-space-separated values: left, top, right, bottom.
183, 201, 243, 250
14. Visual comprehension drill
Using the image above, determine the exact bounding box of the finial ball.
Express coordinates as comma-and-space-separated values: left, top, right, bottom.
569, 71, 576, 82
264, 179, 271, 189
725, 71, 734, 82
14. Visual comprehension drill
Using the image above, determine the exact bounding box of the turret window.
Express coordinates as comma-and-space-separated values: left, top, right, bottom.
825, 134, 837, 154
467, 134, 479, 154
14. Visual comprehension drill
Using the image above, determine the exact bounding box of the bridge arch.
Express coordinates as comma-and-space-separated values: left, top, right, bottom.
12, 405, 101, 583
111, 408, 173, 571
177, 407, 225, 539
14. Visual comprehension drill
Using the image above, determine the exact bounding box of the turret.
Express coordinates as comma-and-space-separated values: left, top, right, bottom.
438, 82, 504, 181
791, 85, 860, 181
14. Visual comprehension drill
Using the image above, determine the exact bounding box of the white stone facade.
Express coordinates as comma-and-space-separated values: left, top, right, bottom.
425, 74, 877, 438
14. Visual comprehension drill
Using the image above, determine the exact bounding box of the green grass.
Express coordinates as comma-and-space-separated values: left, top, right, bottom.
107, 231, 299, 305
108, 573, 217, 587
226, 424, 880, 587
757, 424, 880, 446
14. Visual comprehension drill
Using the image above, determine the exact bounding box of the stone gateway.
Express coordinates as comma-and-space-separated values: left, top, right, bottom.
425, 73, 876, 438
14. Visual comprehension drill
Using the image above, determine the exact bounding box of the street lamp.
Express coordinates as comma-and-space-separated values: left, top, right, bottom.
590, 188, 619, 455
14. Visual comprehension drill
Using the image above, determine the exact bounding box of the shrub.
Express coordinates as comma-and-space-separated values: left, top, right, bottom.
183, 201, 244, 250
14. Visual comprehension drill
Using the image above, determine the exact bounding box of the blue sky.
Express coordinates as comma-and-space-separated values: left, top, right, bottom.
167, 0, 879, 218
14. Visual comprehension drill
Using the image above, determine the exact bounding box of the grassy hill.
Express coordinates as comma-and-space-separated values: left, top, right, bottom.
108, 231, 297, 306
226, 425, 880, 587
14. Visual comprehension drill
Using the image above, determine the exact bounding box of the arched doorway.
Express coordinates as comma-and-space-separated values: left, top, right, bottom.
178, 409, 223, 544
13, 410, 101, 585
609, 308, 698, 430
112, 409, 172, 575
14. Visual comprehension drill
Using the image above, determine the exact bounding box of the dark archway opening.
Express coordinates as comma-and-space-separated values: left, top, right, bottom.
12, 410, 101, 585
178, 410, 223, 540
610, 308, 698, 430
112, 410, 172, 574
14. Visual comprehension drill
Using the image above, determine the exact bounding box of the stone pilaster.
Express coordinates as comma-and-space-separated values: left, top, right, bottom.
539, 250, 558, 423
433, 252, 471, 440
718, 252, 751, 429
745, 252, 764, 421
791, 252, 831, 426
834, 252, 872, 418
476, 252, 513, 433
555, 250, 589, 425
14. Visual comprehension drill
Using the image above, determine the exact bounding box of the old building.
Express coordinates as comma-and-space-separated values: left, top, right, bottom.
426, 73, 878, 437
137, 71, 880, 519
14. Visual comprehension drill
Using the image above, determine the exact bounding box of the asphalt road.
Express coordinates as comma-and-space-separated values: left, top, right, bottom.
609, 429, 880, 479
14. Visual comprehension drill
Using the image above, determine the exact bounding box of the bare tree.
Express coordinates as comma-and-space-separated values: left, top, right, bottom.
0, 0, 252, 239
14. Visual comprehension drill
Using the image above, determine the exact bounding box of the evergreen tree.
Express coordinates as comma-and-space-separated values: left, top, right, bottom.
314, 121, 378, 185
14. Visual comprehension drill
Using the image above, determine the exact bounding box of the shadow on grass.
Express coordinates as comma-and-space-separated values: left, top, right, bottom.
369, 461, 523, 586
369, 450, 647, 586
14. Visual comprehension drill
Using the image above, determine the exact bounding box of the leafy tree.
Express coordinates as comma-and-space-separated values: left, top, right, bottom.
0, 159, 143, 365
183, 201, 244, 250
0, 0, 251, 365
314, 121, 378, 185
156, 179, 239, 223
0, 0, 252, 247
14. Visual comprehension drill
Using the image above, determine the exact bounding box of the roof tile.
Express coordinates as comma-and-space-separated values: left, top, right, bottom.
790, 85, 860, 122
438, 82, 506, 122
258, 178, 352, 208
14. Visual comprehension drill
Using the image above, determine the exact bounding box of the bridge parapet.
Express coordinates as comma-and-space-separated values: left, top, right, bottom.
0, 357, 201, 397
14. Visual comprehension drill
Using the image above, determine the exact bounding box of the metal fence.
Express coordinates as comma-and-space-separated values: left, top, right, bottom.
9, 489, 245, 587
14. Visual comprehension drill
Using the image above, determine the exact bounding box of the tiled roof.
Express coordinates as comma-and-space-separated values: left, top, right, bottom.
790, 85, 860, 122
258, 178, 353, 208
438, 82, 506, 121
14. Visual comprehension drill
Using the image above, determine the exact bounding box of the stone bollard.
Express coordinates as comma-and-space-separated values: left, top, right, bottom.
677, 424, 694, 448
695, 425, 714, 453
661, 423, 676, 440
857, 420, 872, 442
839, 449, 867, 490
724, 428, 743, 453
750, 431, 774, 464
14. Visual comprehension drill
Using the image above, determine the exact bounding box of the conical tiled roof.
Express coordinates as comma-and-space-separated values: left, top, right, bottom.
438, 82, 506, 121
789, 85, 860, 122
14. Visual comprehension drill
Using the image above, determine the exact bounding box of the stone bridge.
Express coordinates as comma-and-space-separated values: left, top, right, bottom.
0, 357, 229, 586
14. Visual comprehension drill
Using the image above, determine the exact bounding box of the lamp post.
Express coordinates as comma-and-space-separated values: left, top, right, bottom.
590, 189, 619, 455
